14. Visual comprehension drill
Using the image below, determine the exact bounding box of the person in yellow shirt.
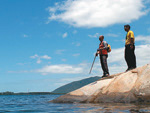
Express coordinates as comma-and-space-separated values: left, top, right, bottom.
124, 24, 136, 71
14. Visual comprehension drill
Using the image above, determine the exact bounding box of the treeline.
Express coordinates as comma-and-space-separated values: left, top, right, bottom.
0, 91, 64, 95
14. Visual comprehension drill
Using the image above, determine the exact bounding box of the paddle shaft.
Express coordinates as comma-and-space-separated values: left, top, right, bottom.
89, 55, 97, 74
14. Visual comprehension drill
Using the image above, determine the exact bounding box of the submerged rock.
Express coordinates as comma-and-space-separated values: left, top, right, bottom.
51, 64, 150, 103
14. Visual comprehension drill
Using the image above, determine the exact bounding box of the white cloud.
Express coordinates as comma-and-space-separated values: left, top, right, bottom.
136, 45, 150, 65
136, 35, 150, 43
107, 44, 150, 73
106, 33, 119, 37
62, 32, 68, 38
55, 50, 65, 54
30, 54, 51, 64
62, 59, 67, 62
36, 64, 83, 74
75, 43, 80, 47
88, 33, 99, 38
40, 55, 51, 59
48, 0, 149, 28
89, 33, 119, 38
108, 47, 124, 64
73, 30, 77, 34
73, 53, 80, 57
30, 54, 39, 59
72, 42, 81, 47
23, 34, 28, 38
37, 59, 41, 64
8, 63, 88, 75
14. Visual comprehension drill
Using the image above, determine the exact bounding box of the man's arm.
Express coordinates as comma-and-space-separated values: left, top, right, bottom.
96, 41, 108, 56
97, 42, 108, 51
129, 32, 134, 49
102, 41, 108, 50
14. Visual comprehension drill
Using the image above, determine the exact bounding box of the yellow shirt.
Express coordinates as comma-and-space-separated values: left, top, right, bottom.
125, 30, 135, 45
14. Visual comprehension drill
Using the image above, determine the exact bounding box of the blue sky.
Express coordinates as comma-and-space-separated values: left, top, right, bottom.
0, 0, 150, 92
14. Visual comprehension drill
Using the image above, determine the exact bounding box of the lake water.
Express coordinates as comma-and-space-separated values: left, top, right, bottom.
0, 95, 150, 113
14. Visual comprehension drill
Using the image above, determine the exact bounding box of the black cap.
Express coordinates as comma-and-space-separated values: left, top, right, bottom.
124, 24, 130, 29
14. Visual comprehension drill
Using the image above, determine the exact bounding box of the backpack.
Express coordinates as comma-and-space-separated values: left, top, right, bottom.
107, 44, 111, 53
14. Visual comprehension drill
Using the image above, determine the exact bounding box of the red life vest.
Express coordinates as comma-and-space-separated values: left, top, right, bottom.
99, 41, 108, 55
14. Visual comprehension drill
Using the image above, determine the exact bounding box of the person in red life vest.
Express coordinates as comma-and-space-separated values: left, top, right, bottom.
96, 35, 110, 78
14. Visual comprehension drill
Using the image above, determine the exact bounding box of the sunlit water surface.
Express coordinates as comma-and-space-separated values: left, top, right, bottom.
0, 95, 150, 113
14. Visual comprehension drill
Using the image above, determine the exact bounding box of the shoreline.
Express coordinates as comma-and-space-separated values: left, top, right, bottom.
0, 92, 65, 95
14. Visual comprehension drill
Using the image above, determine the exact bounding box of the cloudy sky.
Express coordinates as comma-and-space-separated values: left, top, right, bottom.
0, 0, 150, 92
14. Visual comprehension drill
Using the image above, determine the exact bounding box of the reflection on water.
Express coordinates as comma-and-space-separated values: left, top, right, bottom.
75, 103, 150, 113
0, 95, 150, 112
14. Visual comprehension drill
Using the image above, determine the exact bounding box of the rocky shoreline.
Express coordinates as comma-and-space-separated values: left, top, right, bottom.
51, 64, 150, 103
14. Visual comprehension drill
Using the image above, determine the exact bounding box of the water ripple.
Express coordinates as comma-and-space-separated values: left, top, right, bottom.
0, 95, 150, 113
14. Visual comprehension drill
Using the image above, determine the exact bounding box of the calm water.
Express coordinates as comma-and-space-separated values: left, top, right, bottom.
0, 95, 150, 113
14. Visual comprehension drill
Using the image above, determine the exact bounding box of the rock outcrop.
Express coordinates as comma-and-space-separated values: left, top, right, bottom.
51, 64, 150, 103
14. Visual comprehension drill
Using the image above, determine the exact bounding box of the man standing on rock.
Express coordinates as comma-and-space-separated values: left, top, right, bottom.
96, 35, 110, 78
124, 24, 136, 71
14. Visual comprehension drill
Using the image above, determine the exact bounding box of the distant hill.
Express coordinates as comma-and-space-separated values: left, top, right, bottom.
52, 76, 101, 94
